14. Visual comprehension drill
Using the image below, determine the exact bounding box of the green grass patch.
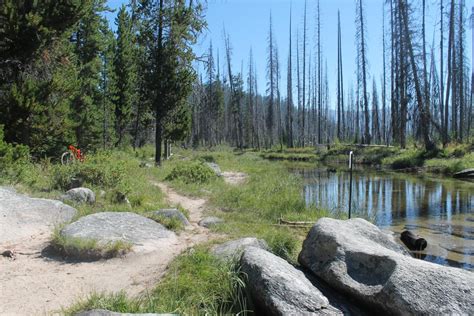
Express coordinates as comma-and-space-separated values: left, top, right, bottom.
425, 152, 474, 175
51, 226, 133, 260
64, 246, 249, 315
165, 160, 217, 184
146, 213, 185, 231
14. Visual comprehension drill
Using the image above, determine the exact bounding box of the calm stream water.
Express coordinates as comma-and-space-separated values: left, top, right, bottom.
295, 165, 474, 271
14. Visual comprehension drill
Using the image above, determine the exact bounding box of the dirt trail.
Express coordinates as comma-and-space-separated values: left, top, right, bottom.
0, 183, 217, 316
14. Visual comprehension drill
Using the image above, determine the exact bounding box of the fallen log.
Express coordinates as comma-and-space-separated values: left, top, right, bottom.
453, 168, 474, 179
401, 230, 427, 251
277, 218, 314, 228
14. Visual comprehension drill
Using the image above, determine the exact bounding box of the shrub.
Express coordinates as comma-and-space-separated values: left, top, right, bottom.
51, 151, 127, 191
0, 124, 31, 181
165, 161, 216, 184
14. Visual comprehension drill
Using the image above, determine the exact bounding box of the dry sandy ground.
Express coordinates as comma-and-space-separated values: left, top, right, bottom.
0, 183, 217, 316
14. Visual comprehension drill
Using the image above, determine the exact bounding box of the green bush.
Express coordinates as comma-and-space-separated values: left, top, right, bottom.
0, 124, 31, 182
165, 161, 216, 184
51, 151, 127, 191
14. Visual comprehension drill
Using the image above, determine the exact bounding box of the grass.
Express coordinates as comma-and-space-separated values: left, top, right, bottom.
51, 226, 133, 260
64, 246, 249, 315
146, 213, 186, 231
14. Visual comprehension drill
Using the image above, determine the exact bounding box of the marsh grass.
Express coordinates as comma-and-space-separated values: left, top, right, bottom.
51, 225, 132, 260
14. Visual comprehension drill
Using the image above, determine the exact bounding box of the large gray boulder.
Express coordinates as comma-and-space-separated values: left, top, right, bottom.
60, 212, 176, 258
61, 187, 96, 204
149, 209, 190, 227
241, 246, 341, 315
0, 187, 77, 245
212, 237, 269, 261
298, 218, 474, 315
198, 216, 223, 228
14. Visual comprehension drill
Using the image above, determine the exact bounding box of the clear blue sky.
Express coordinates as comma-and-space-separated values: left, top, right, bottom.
105, 0, 474, 110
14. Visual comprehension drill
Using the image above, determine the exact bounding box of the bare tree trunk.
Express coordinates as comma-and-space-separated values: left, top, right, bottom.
399, 0, 435, 150
287, 6, 294, 148
302, 0, 307, 147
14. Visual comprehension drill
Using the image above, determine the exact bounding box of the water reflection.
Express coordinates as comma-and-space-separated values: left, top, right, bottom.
298, 167, 474, 270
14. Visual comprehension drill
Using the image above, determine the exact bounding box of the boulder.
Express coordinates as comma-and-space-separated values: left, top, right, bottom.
241, 247, 341, 315
205, 162, 222, 177
212, 237, 269, 261
75, 309, 174, 316
198, 216, 224, 228
298, 218, 474, 315
149, 209, 190, 226
60, 212, 176, 258
62, 187, 95, 204
0, 187, 77, 245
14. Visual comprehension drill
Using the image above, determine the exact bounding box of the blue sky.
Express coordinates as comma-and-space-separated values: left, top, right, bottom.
105, 0, 474, 109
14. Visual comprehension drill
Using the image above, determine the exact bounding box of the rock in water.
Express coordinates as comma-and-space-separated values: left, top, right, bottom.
298, 218, 474, 315
149, 209, 190, 226
205, 162, 222, 177
241, 246, 341, 315
198, 216, 224, 228
0, 187, 77, 245
60, 212, 176, 259
61, 187, 96, 204
212, 237, 269, 261
401, 230, 427, 250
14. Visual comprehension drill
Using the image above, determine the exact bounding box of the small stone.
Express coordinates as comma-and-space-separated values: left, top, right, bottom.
198, 216, 224, 228
61, 187, 95, 204
149, 209, 190, 226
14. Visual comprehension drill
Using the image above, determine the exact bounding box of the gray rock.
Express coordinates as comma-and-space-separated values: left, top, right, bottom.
205, 162, 222, 177
212, 237, 269, 261
139, 162, 153, 168
149, 209, 190, 226
241, 246, 341, 315
298, 217, 474, 315
62, 187, 95, 204
60, 212, 176, 258
198, 216, 223, 228
0, 187, 77, 245
75, 309, 175, 316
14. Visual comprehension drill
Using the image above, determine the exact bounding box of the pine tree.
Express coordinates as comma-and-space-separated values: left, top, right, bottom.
0, 0, 87, 156
113, 5, 136, 147
70, 0, 110, 150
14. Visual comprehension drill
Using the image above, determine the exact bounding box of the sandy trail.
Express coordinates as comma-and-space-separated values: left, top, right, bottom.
0, 183, 216, 316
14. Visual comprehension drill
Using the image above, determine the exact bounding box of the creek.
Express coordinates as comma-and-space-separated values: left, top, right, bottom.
293, 164, 474, 271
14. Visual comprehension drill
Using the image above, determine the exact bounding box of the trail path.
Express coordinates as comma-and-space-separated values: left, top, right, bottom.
0, 183, 218, 316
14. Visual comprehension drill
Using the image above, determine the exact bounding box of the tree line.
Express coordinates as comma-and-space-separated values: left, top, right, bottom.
0, 0, 204, 164
192, 0, 473, 151
1, 0, 473, 167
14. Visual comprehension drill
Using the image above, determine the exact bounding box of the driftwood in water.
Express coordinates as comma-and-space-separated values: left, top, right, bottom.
401, 230, 427, 250
453, 168, 474, 179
